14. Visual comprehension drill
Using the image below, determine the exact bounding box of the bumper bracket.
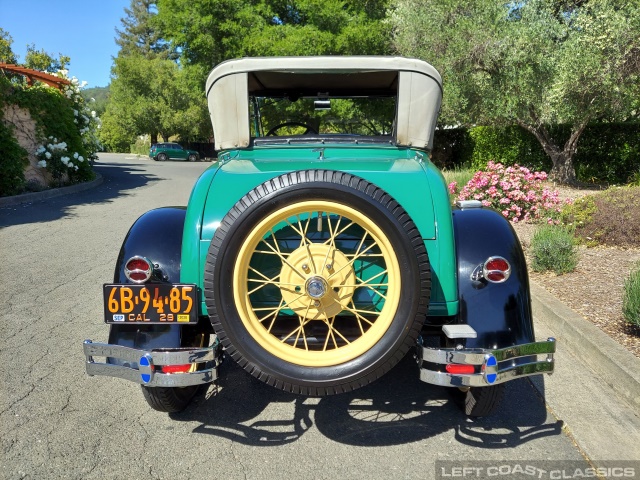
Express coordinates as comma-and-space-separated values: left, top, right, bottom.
417, 337, 556, 387
83, 338, 222, 388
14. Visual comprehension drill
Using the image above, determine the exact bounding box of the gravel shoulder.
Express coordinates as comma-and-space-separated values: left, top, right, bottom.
512, 208, 640, 359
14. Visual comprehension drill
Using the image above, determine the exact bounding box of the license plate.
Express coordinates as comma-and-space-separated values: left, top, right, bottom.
103, 284, 198, 324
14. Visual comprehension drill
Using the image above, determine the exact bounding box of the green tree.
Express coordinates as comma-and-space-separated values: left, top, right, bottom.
100, 55, 210, 150
115, 0, 177, 59
155, 0, 391, 65
105, 0, 392, 150
23, 44, 70, 72
390, 0, 640, 185
0, 28, 18, 64
103, 0, 209, 149
153, 0, 391, 138
81, 86, 110, 117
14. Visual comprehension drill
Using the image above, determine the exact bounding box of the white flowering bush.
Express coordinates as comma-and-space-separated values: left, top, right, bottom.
35, 137, 88, 182
31, 70, 100, 185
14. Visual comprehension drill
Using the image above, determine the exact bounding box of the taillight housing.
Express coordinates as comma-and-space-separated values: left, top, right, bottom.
124, 256, 153, 283
482, 256, 511, 283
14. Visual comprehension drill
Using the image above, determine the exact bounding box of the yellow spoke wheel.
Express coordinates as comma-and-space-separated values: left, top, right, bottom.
233, 201, 401, 367
205, 171, 431, 396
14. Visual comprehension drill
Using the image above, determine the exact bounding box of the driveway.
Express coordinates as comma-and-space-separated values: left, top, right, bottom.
0, 153, 603, 479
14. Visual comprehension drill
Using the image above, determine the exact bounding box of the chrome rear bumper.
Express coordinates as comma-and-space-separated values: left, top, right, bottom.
83, 338, 222, 387
417, 337, 556, 387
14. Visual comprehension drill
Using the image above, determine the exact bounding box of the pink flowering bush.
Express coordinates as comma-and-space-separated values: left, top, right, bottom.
448, 162, 568, 223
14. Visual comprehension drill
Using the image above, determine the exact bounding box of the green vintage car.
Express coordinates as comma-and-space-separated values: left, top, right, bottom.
84, 56, 555, 417
149, 142, 200, 162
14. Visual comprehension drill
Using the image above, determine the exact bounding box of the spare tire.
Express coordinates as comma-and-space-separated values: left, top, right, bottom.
204, 170, 430, 395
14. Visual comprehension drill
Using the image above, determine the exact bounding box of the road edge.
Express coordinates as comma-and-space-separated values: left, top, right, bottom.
0, 173, 104, 207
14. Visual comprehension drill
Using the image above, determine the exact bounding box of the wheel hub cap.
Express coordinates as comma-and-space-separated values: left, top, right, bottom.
279, 243, 356, 319
305, 276, 328, 299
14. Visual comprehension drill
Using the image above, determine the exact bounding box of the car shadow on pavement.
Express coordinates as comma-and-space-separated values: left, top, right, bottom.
0, 162, 162, 227
170, 355, 563, 448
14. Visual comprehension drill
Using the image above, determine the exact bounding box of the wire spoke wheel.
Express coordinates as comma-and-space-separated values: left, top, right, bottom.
205, 170, 431, 395
234, 201, 401, 367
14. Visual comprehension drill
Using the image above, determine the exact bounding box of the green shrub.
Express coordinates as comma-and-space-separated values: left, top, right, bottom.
468, 125, 550, 172
1, 74, 98, 191
458, 122, 639, 184
0, 119, 28, 196
530, 225, 578, 275
572, 123, 640, 185
130, 136, 151, 155
560, 196, 598, 245
623, 262, 640, 328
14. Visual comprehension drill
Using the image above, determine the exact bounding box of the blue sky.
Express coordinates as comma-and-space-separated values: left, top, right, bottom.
1, 0, 131, 88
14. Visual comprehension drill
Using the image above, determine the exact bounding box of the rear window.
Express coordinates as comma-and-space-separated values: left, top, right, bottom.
250, 96, 396, 140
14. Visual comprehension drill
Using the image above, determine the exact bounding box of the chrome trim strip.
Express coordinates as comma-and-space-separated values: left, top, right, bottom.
419, 360, 555, 387
456, 200, 483, 209
417, 338, 556, 387
83, 339, 221, 387
85, 363, 218, 387
419, 339, 556, 364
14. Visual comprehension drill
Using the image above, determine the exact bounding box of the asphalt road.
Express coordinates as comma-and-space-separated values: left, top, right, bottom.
1, 153, 588, 480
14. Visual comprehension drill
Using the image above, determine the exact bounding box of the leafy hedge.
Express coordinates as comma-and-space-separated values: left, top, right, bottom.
0, 75, 97, 196
0, 117, 28, 196
432, 123, 640, 184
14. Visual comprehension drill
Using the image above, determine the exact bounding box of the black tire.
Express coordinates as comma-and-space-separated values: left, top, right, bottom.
204, 170, 431, 395
157, 153, 168, 162
452, 385, 505, 417
141, 384, 200, 413
188, 154, 198, 162
140, 331, 209, 413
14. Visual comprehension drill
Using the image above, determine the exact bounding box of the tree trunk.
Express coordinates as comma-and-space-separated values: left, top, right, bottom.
151, 132, 158, 145
547, 150, 577, 185
516, 118, 589, 186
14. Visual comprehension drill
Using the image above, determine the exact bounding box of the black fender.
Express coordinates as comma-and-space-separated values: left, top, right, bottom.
452, 206, 535, 349
107, 207, 192, 351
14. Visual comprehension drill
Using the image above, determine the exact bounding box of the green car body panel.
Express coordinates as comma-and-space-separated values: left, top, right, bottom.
180, 144, 459, 317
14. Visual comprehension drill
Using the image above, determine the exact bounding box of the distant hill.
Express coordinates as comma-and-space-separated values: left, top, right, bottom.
81, 86, 109, 117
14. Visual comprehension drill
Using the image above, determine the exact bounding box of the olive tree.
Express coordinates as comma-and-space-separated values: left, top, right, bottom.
390, 0, 640, 184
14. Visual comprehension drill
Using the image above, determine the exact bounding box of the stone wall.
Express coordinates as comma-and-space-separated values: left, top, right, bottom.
2, 104, 54, 187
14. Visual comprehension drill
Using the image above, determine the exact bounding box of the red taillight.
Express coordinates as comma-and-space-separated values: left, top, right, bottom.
483, 256, 511, 283
485, 257, 509, 272
446, 364, 475, 375
127, 258, 150, 271
161, 364, 191, 374
124, 256, 153, 283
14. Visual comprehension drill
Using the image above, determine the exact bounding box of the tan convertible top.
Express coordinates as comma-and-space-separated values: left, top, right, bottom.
205, 56, 443, 151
